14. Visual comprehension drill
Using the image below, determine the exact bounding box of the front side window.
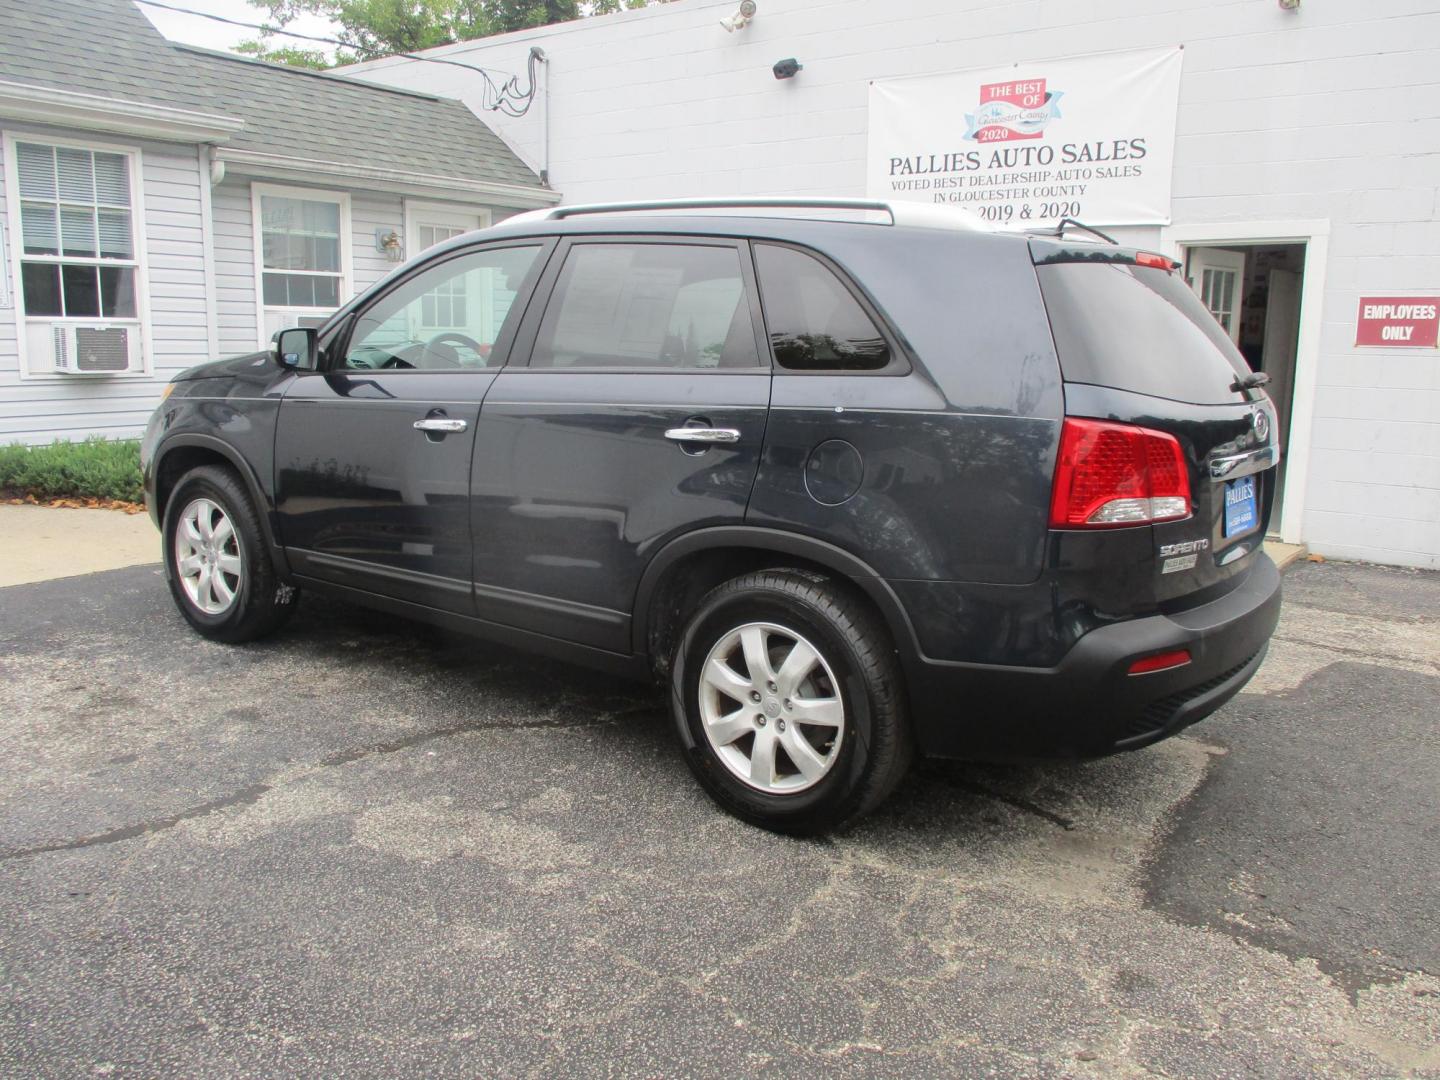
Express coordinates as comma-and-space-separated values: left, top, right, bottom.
257, 189, 347, 340
343, 244, 541, 370
15, 141, 138, 320
531, 243, 761, 370
754, 243, 891, 371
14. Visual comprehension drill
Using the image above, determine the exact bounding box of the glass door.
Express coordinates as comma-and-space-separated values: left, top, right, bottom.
1185, 246, 1247, 345
405, 205, 490, 359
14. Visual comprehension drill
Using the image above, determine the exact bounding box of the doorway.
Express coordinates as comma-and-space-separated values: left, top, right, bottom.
403, 201, 490, 259
1182, 242, 1306, 530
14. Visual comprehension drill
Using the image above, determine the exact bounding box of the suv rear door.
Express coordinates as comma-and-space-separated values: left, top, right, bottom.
469, 235, 771, 653
1032, 240, 1279, 601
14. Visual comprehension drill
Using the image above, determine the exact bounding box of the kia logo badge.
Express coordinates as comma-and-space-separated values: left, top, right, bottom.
1253, 408, 1271, 442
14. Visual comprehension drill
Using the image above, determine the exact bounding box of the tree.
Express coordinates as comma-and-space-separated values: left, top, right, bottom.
242, 0, 673, 67
234, 40, 334, 69
242, 0, 585, 65
588, 0, 654, 12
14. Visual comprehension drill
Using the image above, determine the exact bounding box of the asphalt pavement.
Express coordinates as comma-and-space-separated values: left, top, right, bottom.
0, 557, 1436, 1077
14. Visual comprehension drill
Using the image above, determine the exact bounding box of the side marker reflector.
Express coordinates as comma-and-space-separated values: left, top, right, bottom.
1128, 649, 1192, 675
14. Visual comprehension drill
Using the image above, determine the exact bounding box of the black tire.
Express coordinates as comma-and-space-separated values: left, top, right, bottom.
162, 464, 297, 643
670, 569, 913, 834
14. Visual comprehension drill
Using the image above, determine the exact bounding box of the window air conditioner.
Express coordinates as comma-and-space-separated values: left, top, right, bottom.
50, 323, 141, 375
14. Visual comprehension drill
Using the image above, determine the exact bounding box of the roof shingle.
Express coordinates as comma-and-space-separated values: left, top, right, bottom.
177, 46, 542, 189
0, 0, 544, 190
0, 0, 205, 110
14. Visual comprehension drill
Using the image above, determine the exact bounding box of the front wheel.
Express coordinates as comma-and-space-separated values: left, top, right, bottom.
163, 464, 297, 643
670, 569, 913, 834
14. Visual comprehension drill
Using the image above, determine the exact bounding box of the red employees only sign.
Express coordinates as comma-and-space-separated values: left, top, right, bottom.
1356, 297, 1440, 348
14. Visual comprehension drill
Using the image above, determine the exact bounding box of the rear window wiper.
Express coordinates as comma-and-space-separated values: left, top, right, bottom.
1231, 370, 1271, 393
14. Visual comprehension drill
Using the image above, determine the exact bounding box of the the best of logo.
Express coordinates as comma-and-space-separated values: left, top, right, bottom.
964, 79, 1064, 143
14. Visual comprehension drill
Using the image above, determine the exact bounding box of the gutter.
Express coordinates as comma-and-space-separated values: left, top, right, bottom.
213, 148, 560, 207
0, 80, 244, 144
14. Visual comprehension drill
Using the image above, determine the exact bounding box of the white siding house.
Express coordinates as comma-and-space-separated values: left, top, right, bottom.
0, 0, 556, 445
345, 0, 1440, 569
0, 128, 214, 440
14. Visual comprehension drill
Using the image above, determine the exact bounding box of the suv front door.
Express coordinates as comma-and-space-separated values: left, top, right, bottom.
274, 239, 549, 613
471, 236, 771, 652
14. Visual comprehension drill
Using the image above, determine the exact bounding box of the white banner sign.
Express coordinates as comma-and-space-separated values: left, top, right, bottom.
867, 47, 1183, 228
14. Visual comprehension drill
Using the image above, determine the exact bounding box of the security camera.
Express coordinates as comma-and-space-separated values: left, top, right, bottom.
720, 0, 756, 32
772, 57, 802, 80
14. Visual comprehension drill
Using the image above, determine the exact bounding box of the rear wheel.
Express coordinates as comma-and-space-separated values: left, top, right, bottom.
670, 569, 912, 834
163, 465, 297, 643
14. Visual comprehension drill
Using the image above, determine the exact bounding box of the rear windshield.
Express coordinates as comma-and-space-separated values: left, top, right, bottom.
1036, 261, 1252, 405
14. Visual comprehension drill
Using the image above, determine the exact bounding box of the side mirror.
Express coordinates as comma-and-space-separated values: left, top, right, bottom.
274, 327, 318, 371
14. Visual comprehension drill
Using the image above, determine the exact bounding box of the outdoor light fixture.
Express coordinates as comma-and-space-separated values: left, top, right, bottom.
375, 228, 404, 261
772, 57, 802, 80
720, 0, 756, 33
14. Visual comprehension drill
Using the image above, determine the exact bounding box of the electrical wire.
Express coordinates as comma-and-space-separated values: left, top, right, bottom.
134, 0, 543, 116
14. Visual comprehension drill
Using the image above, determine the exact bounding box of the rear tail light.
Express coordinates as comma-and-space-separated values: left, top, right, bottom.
1049, 417, 1192, 528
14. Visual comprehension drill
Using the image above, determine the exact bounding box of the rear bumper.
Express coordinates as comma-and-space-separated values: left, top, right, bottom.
904, 553, 1282, 760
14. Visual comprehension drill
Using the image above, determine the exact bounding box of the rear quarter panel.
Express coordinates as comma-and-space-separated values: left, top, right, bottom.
746, 227, 1064, 586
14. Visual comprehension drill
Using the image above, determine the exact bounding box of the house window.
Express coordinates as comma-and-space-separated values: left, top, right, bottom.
253, 185, 350, 341
14, 141, 140, 321
3, 136, 148, 377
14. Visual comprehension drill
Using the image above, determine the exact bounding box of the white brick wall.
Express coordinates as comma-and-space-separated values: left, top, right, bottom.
348, 0, 1440, 567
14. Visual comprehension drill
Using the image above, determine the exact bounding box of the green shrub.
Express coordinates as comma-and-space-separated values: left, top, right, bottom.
0, 437, 144, 504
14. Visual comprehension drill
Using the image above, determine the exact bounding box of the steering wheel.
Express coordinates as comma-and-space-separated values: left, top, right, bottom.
426, 332, 486, 363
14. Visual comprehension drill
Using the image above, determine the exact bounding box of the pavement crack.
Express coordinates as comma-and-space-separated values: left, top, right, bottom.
0, 782, 272, 862
319, 713, 623, 767
3, 712, 630, 863
1269, 635, 1440, 671
919, 769, 1077, 830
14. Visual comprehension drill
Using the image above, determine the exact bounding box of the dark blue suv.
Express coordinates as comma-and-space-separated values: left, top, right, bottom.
142, 198, 1282, 833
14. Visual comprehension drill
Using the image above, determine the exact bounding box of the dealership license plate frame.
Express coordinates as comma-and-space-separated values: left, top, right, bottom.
1224, 474, 1259, 539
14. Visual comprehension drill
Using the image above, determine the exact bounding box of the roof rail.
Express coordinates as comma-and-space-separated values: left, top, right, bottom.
506, 197, 992, 233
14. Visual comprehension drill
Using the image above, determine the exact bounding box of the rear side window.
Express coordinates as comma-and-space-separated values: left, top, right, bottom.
754, 244, 891, 371
1036, 262, 1252, 405
531, 243, 760, 369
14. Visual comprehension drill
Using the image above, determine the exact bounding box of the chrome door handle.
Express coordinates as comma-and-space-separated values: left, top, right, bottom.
664, 427, 740, 444
413, 417, 467, 433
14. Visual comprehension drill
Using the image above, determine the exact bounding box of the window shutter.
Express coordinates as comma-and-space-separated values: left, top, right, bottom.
16, 143, 56, 200
20, 204, 59, 255
93, 153, 131, 206
55, 147, 95, 203
97, 210, 133, 259
60, 207, 98, 258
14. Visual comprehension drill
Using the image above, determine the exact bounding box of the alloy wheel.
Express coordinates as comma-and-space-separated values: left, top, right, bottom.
174, 497, 243, 615
698, 621, 846, 794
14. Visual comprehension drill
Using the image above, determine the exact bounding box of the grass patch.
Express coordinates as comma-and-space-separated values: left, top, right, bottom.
0, 437, 144, 505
